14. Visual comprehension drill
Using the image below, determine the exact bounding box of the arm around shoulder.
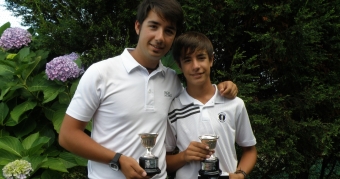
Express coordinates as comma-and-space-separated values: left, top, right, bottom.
217, 81, 238, 99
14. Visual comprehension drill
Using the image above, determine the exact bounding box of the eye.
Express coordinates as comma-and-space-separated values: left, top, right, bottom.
183, 58, 191, 63
165, 29, 175, 36
149, 25, 157, 29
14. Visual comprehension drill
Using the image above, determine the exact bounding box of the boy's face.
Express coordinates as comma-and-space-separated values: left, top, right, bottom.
134, 10, 177, 63
179, 49, 213, 87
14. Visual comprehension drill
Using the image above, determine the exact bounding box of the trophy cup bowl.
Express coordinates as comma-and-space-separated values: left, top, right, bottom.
138, 133, 161, 176
199, 134, 222, 179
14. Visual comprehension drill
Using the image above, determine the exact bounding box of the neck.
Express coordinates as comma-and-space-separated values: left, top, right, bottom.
186, 83, 215, 104
129, 49, 160, 73
145, 63, 159, 73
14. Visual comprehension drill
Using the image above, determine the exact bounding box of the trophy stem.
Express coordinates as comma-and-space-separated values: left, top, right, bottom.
146, 148, 153, 157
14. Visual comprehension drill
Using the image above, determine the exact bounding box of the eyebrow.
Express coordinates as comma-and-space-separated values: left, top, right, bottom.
147, 20, 176, 31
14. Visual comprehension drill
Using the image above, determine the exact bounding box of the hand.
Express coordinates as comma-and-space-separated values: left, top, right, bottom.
119, 155, 150, 179
182, 141, 212, 162
229, 173, 245, 179
217, 81, 238, 99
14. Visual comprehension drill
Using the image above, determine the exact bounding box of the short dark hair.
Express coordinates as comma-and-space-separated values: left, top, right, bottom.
172, 31, 214, 66
136, 0, 184, 36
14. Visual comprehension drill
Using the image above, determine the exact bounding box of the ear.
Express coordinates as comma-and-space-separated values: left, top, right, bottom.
135, 20, 141, 35
210, 55, 214, 67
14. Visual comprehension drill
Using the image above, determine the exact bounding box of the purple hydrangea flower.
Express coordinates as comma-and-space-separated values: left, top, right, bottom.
61, 52, 79, 61
46, 53, 83, 82
0, 27, 32, 50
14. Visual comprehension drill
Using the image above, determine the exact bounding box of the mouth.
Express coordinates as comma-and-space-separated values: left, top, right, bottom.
191, 73, 203, 78
150, 43, 164, 51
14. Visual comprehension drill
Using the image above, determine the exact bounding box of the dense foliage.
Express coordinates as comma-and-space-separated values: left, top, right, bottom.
2, 0, 340, 178
0, 23, 88, 179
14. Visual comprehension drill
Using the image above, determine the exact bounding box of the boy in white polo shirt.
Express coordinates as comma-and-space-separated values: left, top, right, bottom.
165, 31, 257, 179
58, 1, 238, 179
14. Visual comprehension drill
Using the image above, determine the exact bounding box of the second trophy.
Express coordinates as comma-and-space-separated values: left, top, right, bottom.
199, 134, 222, 179
138, 133, 161, 176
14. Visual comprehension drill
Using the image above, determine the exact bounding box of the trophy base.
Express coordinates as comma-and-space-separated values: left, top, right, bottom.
144, 168, 161, 176
199, 169, 222, 179
199, 158, 222, 179
139, 157, 161, 176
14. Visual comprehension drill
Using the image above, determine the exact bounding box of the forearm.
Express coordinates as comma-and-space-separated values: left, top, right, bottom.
59, 115, 115, 164
236, 146, 257, 174
59, 130, 115, 163
166, 152, 186, 173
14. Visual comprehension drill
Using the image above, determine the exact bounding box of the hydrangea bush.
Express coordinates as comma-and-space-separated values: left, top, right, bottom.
0, 23, 88, 179
0, 27, 32, 50
2, 160, 33, 179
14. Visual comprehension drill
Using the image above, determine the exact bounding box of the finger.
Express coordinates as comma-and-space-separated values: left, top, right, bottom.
133, 166, 147, 178
191, 141, 210, 150
217, 82, 226, 93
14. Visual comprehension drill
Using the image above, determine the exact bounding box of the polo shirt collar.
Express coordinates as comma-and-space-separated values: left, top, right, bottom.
121, 48, 166, 76
179, 84, 225, 106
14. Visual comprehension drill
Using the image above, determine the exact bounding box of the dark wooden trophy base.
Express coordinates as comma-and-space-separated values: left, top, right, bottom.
199, 158, 222, 179
139, 156, 161, 176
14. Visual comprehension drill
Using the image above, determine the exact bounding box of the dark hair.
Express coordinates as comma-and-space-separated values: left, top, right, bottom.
172, 31, 214, 66
136, 0, 184, 36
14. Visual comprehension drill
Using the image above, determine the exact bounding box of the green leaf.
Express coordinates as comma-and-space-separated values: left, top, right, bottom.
27, 73, 54, 91
22, 132, 39, 149
0, 130, 9, 137
0, 136, 24, 157
5, 53, 17, 60
22, 56, 42, 82
29, 78, 67, 104
0, 102, 9, 125
35, 50, 50, 60
0, 64, 15, 76
17, 47, 31, 60
0, 51, 6, 61
4, 116, 23, 126
41, 157, 68, 172
70, 78, 80, 96
0, 22, 10, 36
23, 155, 47, 174
23, 135, 50, 156
74, 58, 82, 68
0, 87, 11, 101
0, 57, 17, 67
161, 51, 182, 74
51, 107, 68, 133
10, 100, 37, 123
58, 92, 71, 104
59, 152, 87, 167
0, 149, 19, 165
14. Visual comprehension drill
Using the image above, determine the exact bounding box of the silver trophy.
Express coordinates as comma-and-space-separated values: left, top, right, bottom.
138, 133, 161, 176
199, 134, 222, 179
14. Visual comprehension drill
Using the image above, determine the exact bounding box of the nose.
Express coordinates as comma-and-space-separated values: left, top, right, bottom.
192, 59, 200, 70
155, 29, 165, 43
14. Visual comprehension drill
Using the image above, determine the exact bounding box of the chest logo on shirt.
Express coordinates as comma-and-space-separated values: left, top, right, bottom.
218, 112, 227, 123
164, 91, 172, 97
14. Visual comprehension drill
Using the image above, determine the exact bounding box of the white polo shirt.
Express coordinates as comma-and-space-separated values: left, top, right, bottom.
66, 48, 183, 179
165, 85, 256, 179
